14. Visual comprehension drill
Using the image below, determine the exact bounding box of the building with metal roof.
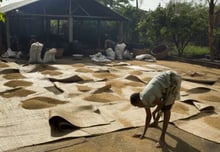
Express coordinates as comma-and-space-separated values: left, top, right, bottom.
0, 0, 129, 55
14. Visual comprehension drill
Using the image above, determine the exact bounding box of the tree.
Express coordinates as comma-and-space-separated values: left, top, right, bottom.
207, 0, 218, 61
120, 5, 146, 42
135, 2, 208, 56
0, 13, 5, 23
0, 0, 5, 23
166, 2, 208, 56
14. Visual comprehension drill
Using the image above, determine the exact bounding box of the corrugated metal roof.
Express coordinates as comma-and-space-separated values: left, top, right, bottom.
0, 0, 128, 21
0, 0, 39, 13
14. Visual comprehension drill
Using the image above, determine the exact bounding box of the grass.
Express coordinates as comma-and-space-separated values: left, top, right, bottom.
169, 45, 209, 57
183, 45, 209, 57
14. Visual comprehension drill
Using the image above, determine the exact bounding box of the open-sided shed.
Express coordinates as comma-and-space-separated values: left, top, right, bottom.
0, 0, 129, 55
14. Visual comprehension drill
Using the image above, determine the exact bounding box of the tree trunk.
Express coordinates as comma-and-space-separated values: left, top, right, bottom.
208, 0, 215, 61
136, 0, 138, 9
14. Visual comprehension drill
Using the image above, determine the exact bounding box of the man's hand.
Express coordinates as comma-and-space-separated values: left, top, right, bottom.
133, 108, 151, 140
151, 107, 161, 127
132, 133, 145, 139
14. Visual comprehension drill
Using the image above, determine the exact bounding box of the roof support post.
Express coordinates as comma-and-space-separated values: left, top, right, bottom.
6, 16, 11, 48
119, 21, 124, 42
97, 20, 101, 48
68, 17, 73, 43
68, 0, 73, 43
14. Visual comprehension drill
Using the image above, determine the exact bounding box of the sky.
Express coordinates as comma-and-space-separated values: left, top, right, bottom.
0, 0, 215, 10
130, 0, 209, 10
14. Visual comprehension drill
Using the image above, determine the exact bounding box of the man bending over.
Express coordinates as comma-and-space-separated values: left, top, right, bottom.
130, 70, 181, 148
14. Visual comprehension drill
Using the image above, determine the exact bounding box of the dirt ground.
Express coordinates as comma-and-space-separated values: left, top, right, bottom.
4, 58, 220, 152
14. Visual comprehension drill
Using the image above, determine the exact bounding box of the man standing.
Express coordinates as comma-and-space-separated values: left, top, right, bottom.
130, 70, 181, 148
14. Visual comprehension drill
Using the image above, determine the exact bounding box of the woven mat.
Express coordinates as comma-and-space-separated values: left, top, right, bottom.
0, 60, 220, 151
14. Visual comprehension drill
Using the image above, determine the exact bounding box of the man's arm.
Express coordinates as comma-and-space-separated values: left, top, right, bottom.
140, 107, 151, 139
150, 98, 165, 127
152, 98, 164, 119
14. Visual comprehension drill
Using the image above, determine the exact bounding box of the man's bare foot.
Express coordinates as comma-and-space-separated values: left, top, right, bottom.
156, 140, 165, 148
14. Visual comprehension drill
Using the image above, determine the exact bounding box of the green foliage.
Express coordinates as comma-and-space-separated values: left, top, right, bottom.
119, 6, 146, 42
133, 2, 209, 56
0, 13, 5, 23
170, 45, 209, 57
183, 45, 209, 57
137, 6, 168, 47
96, 0, 131, 9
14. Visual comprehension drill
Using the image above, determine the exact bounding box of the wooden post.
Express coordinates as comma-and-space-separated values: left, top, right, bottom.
119, 21, 124, 42
97, 20, 101, 48
6, 16, 10, 48
69, 17, 73, 43
68, 0, 73, 43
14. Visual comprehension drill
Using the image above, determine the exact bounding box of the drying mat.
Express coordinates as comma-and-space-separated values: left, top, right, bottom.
181, 87, 220, 104
181, 80, 214, 91
182, 76, 217, 85
123, 74, 147, 84
180, 99, 215, 112
174, 113, 220, 143
127, 65, 157, 72
170, 101, 200, 122
0, 109, 89, 152
1, 60, 220, 151
1, 98, 203, 152
53, 81, 112, 97
49, 104, 111, 131
0, 97, 92, 152
0, 100, 143, 151
145, 64, 171, 70
80, 102, 147, 135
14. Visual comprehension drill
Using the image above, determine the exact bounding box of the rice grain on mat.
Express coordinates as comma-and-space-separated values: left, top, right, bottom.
4, 80, 33, 87
84, 93, 121, 103
129, 70, 143, 75
114, 66, 130, 70
75, 68, 93, 73
0, 88, 35, 98
3, 73, 25, 79
204, 116, 220, 130
41, 70, 63, 76
199, 93, 220, 102
71, 63, 85, 67
0, 62, 9, 68
172, 102, 189, 114
33, 65, 58, 72
107, 80, 145, 88
22, 96, 68, 109
77, 85, 92, 92
118, 117, 132, 127
93, 73, 118, 80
